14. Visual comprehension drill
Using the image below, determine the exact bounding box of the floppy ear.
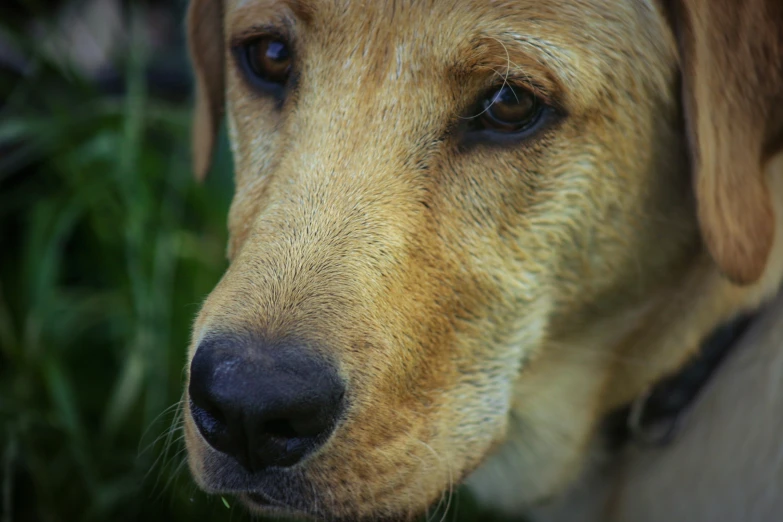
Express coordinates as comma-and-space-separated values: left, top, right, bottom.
187, 0, 225, 181
667, 0, 783, 285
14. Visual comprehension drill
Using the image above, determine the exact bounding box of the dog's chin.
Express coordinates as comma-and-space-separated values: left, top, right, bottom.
236, 491, 416, 522
240, 490, 306, 517
241, 493, 421, 522
201, 474, 322, 519
209, 478, 430, 522
192, 447, 430, 522
225, 486, 426, 522
194, 453, 316, 515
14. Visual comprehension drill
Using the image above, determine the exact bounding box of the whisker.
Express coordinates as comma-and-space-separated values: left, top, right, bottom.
458, 36, 514, 121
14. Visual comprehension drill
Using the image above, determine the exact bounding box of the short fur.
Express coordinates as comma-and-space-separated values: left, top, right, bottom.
182, 0, 783, 520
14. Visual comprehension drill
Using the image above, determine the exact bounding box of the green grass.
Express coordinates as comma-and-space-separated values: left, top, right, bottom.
0, 7, 238, 520
0, 5, 522, 521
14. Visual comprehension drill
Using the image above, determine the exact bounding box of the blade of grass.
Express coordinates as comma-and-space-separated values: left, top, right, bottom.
2, 428, 17, 522
0, 282, 18, 360
102, 5, 151, 439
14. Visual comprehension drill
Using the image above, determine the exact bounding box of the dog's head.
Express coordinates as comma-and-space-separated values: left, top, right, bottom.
182, 0, 782, 519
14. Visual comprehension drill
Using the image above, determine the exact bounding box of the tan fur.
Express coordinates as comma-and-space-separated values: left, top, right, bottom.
669, 0, 783, 285
526, 150, 783, 522
187, 0, 224, 181
182, 0, 783, 520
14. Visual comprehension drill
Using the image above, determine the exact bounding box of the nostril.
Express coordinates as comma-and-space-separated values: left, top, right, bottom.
254, 417, 326, 468
263, 418, 298, 439
189, 399, 231, 449
190, 399, 224, 432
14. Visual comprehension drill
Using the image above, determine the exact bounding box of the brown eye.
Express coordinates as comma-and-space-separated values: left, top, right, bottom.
238, 37, 292, 91
479, 85, 542, 133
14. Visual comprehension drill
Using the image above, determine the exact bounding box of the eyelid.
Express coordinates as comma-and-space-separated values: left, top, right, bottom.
493, 74, 561, 112
229, 24, 293, 50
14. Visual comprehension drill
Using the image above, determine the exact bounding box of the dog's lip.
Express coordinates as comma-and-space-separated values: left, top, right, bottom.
241, 490, 292, 512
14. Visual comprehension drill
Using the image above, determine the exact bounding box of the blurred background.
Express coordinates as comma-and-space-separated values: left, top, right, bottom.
0, 1, 508, 521
1, 1, 236, 520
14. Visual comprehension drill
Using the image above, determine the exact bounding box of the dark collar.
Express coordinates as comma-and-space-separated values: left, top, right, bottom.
603, 312, 757, 450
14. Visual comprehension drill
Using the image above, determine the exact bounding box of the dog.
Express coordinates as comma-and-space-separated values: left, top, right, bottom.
182, 0, 783, 520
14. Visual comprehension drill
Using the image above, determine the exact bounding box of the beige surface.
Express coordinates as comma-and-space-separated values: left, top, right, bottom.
534, 291, 783, 522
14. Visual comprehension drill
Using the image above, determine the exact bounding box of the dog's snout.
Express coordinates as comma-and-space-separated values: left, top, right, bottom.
188, 337, 344, 472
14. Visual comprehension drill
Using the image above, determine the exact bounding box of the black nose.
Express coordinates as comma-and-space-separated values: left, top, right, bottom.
188, 337, 345, 472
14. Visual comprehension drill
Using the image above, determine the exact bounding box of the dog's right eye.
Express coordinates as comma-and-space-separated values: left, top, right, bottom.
235, 37, 292, 93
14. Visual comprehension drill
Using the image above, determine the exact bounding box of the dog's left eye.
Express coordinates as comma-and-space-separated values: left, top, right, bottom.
477, 85, 543, 133
235, 37, 292, 93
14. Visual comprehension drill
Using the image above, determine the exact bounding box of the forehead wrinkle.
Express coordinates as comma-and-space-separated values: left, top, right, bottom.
459, 34, 569, 102
228, 0, 671, 112
227, 0, 312, 30
457, 0, 675, 110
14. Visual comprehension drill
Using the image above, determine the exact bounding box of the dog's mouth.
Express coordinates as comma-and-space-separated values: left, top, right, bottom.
241, 490, 295, 514
245, 491, 274, 506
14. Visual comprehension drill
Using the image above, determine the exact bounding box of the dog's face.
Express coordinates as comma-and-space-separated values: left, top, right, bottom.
183, 0, 780, 519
